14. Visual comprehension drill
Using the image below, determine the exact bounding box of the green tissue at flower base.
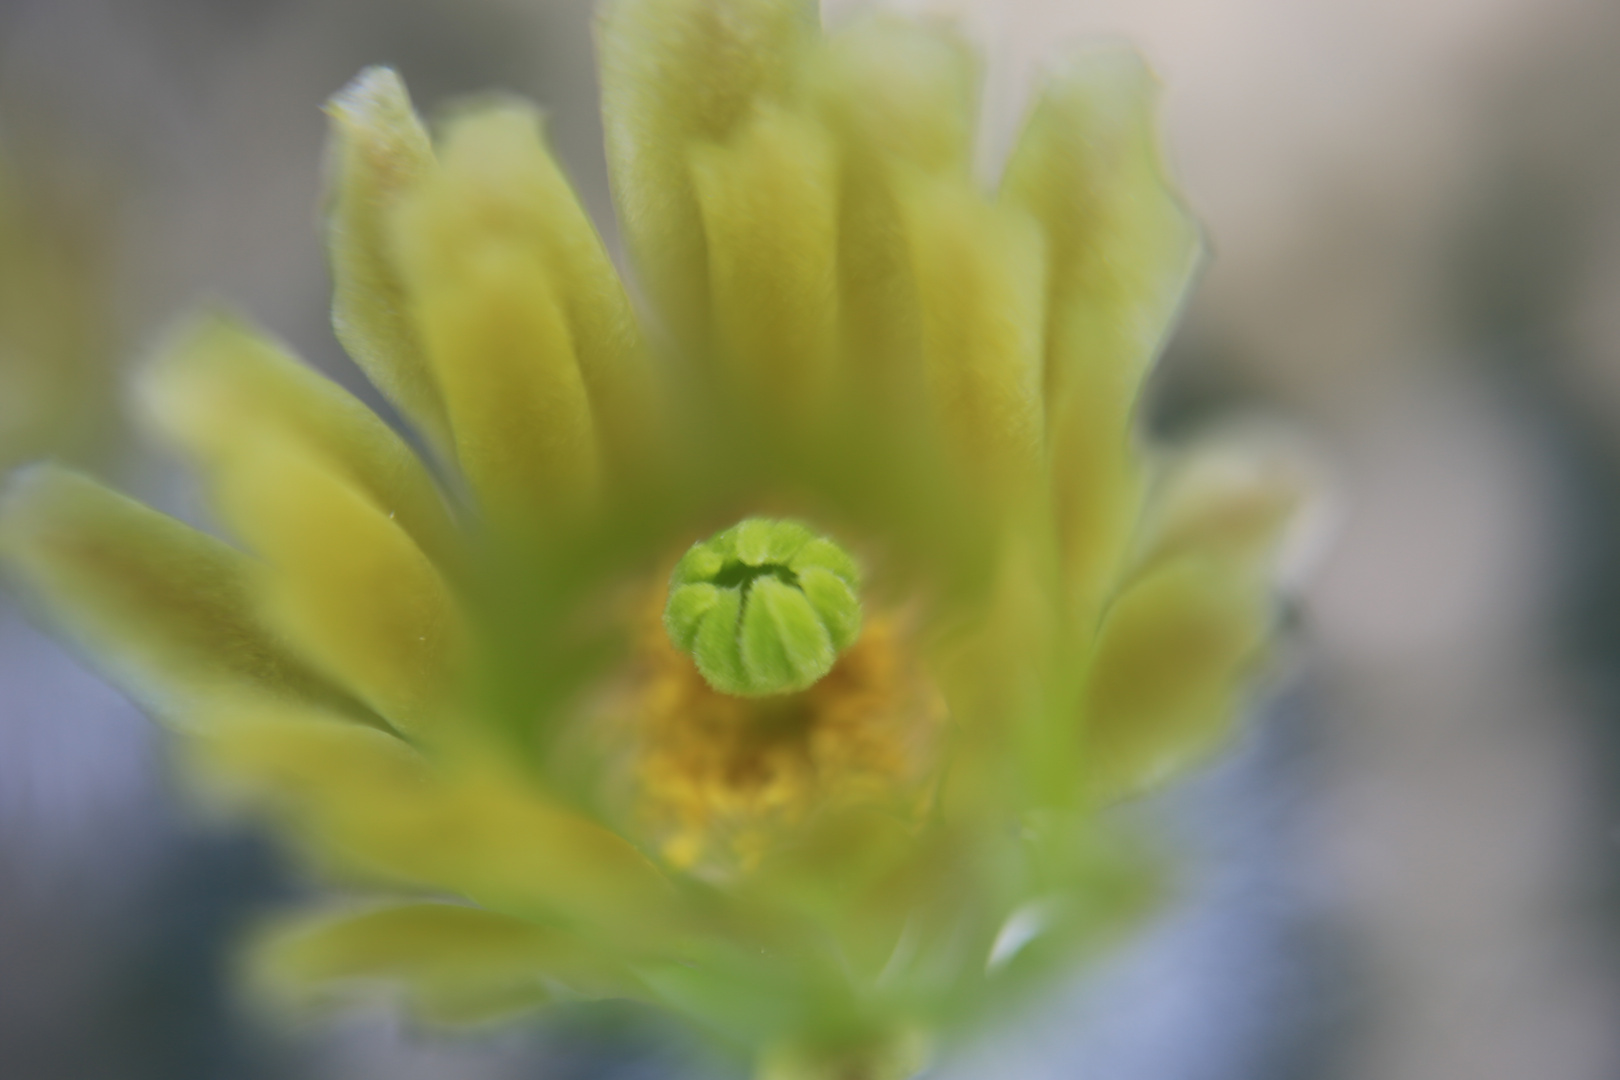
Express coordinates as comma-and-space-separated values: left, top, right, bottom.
0, 0, 1308, 1076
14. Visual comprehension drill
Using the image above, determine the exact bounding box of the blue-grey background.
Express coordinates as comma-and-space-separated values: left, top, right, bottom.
3, 0, 1618, 1077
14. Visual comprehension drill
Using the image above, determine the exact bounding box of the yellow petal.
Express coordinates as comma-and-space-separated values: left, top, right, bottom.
897, 174, 1046, 499
188, 702, 425, 809
213, 429, 467, 738
408, 95, 652, 484
999, 50, 1202, 625
1135, 431, 1313, 581
392, 105, 602, 527
324, 67, 452, 453
811, 16, 978, 415
484, 120, 658, 488
0, 466, 371, 730
141, 312, 460, 574
689, 102, 839, 432
600, 0, 817, 347
1081, 555, 1270, 799
197, 706, 682, 947
815, 15, 977, 176
386, 768, 684, 949
252, 902, 641, 1024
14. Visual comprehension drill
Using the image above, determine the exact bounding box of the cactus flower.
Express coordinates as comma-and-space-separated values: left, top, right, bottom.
0, 1, 1306, 1076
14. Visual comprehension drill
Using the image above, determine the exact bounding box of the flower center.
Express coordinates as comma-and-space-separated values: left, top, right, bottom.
617, 519, 940, 875
663, 518, 861, 696
627, 605, 943, 874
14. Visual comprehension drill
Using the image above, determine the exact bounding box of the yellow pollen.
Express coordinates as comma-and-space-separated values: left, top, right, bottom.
622, 578, 944, 875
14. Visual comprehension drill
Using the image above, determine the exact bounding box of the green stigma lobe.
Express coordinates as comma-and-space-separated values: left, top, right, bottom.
664, 517, 861, 696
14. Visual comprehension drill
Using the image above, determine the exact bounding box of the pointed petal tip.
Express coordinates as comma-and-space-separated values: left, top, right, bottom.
326, 65, 411, 120
134, 308, 260, 446
140, 305, 247, 376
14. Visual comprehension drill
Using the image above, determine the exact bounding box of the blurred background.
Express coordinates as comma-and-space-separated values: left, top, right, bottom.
2, 0, 1618, 1077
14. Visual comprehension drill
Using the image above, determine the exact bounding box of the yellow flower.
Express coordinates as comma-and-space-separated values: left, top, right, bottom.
0, 1, 1306, 1076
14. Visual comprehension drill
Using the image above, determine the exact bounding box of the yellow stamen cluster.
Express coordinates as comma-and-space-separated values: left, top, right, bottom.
629, 591, 943, 873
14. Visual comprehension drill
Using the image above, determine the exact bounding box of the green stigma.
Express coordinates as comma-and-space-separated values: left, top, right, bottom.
664, 518, 862, 697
